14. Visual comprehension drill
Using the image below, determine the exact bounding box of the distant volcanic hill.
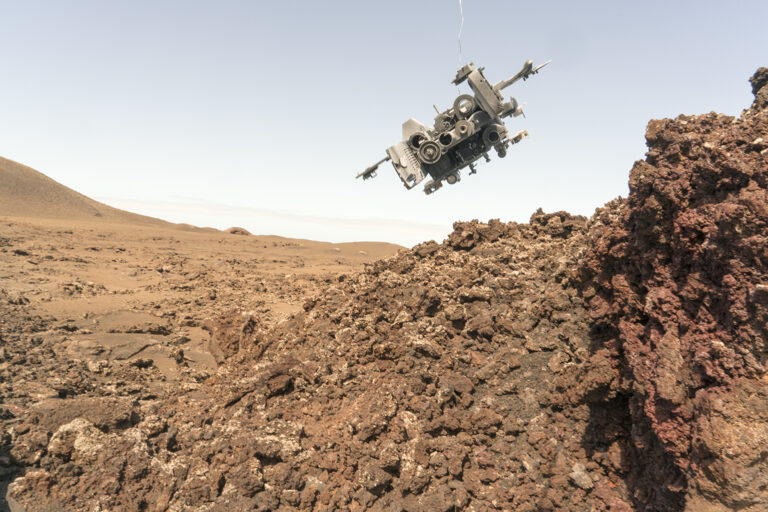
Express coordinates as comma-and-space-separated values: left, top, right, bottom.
0, 156, 171, 226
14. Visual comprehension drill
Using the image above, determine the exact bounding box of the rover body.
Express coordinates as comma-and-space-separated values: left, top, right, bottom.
358, 60, 549, 194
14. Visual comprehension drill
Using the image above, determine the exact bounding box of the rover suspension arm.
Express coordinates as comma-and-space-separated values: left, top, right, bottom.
356, 155, 391, 180
494, 59, 551, 92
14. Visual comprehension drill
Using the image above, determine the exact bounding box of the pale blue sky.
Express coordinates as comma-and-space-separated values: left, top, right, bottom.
1, 1, 766, 245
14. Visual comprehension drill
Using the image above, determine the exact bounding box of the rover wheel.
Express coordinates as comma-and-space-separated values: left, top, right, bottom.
417, 141, 441, 164
455, 120, 473, 138
408, 132, 428, 149
453, 94, 476, 119
482, 124, 504, 147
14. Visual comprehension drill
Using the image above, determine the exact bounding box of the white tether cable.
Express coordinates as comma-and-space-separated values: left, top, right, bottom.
457, 0, 464, 65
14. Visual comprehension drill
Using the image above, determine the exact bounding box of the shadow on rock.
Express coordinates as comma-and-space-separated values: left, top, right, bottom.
578, 68, 768, 511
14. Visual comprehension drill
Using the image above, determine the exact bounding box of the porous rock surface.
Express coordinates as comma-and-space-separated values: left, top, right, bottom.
9, 213, 638, 511
748, 67, 768, 114
576, 92, 768, 509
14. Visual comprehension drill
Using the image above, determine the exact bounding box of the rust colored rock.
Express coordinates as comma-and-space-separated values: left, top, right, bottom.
202, 310, 260, 363
440, 372, 474, 395
686, 378, 768, 510
225, 227, 251, 235
748, 67, 768, 112
265, 373, 293, 396
581, 98, 768, 507
358, 463, 392, 495
27, 396, 137, 433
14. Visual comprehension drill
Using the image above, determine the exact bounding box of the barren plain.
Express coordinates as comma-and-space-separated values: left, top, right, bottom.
0, 156, 401, 511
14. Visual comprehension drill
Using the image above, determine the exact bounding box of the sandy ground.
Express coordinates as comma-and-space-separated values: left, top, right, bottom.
0, 214, 400, 378
0, 213, 400, 509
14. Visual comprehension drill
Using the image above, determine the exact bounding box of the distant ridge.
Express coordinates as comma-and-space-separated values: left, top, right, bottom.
0, 156, 182, 228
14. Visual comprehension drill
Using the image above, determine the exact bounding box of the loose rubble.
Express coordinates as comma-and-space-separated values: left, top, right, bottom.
7, 212, 631, 511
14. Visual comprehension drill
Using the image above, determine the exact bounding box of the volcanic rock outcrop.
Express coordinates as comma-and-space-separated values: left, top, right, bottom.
3, 69, 767, 511
748, 67, 768, 114
578, 70, 768, 510
226, 227, 252, 236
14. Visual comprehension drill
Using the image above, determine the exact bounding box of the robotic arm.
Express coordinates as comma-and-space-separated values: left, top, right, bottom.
356, 155, 391, 180
494, 59, 551, 93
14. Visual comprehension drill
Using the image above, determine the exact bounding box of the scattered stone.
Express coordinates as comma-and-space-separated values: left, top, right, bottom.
129, 358, 154, 369
226, 227, 251, 236
569, 463, 594, 490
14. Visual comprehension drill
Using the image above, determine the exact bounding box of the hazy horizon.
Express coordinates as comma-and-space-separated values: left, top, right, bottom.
2, 0, 766, 245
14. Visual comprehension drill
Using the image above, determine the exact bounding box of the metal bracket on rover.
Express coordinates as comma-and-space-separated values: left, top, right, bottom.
357, 59, 549, 195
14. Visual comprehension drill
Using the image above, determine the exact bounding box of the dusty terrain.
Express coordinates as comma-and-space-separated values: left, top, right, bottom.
0, 158, 401, 510
2, 69, 767, 511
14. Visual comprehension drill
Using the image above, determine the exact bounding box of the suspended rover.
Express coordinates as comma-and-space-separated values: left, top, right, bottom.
357, 60, 549, 194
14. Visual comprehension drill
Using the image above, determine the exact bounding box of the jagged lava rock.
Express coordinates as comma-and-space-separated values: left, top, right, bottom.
748, 67, 768, 113
580, 76, 768, 510
9, 213, 640, 511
